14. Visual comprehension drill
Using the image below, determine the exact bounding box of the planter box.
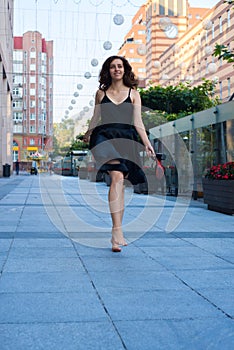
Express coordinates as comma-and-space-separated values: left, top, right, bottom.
202, 178, 234, 215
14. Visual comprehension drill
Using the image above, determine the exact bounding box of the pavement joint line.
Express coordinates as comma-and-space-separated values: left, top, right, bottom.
70, 239, 128, 350
173, 236, 234, 267
0, 239, 14, 277
135, 243, 234, 321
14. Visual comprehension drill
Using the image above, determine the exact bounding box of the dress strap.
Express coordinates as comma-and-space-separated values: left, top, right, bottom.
128, 88, 132, 97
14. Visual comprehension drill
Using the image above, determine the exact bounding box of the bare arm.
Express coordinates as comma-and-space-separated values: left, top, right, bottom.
83, 90, 103, 142
132, 90, 155, 157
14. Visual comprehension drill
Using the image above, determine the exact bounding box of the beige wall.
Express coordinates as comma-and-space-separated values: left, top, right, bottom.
0, 0, 14, 176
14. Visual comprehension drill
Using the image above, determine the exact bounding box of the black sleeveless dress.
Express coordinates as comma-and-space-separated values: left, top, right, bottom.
89, 89, 146, 185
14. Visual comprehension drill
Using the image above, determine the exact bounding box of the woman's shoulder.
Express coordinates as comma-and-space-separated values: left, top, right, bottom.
95, 89, 105, 103
130, 88, 140, 103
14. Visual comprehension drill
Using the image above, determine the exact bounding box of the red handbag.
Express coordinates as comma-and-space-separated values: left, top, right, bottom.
155, 160, 164, 180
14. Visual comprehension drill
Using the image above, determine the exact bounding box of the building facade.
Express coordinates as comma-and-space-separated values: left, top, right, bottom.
0, 0, 14, 176
118, 5, 147, 87
157, 0, 234, 102
13, 31, 53, 164
145, 0, 209, 85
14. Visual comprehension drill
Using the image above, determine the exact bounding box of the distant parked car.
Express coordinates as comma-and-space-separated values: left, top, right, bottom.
30, 166, 38, 175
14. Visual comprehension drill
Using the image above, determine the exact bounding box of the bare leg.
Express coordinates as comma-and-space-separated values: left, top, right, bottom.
108, 167, 127, 251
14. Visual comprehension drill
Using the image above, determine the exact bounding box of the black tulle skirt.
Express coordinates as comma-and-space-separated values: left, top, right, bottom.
89, 123, 146, 185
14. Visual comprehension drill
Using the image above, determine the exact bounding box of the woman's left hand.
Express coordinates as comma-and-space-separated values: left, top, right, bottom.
145, 144, 155, 157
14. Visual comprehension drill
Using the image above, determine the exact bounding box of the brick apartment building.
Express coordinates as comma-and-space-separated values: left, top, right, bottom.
13, 31, 53, 165
0, 0, 14, 176
158, 0, 234, 102
118, 1, 208, 87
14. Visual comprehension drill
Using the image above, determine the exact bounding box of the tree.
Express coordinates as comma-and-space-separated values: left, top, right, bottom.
70, 134, 88, 151
139, 80, 219, 129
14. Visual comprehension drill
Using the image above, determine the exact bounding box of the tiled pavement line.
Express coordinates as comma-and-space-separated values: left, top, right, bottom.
71, 239, 128, 350
134, 241, 234, 321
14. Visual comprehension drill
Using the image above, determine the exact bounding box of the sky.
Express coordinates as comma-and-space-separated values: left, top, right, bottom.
13, 0, 219, 124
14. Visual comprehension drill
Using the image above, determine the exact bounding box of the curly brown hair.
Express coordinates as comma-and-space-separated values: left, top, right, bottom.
99, 56, 138, 91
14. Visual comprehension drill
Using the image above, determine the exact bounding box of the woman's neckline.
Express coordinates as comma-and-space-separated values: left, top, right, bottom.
104, 88, 131, 105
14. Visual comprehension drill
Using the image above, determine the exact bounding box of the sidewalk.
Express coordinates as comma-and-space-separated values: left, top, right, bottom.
0, 174, 234, 350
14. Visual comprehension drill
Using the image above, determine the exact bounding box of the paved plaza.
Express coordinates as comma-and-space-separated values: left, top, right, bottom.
0, 173, 234, 350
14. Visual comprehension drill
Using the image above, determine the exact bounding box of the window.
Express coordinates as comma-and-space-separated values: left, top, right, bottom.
138, 30, 145, 35
227, 10, 231, 28
30, 125, 36, 133
129, 48, 134, 53
13, 74, 23, 84
29, 138, 35, 145
138, 68, 146, 72
30, 100, 36, 108
30, 76, 36, 83
219, 81, 222, 99
227, 78, 231, 97
13, 63, 23, 73
159, 0, 165, 15
13, 51, 23, 61
129, 58, 142, 63
13, 112, 23, 121
212, 22, 215, 39
13, 125, 23, 134
30, 51, 36, 58
178, 0, 184, 16
30, 89, 35, 96
168, 0, 174, 16
30, 113, 36, 120
219, 16, 222, 33
219, 57, 223, 67
13, 87, 22, 97
30, 64, 36, 71
12, 100, 23, 108
42, 52, 47, 62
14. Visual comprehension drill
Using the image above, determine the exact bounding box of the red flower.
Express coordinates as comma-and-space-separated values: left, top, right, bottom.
205, 162, 234, 180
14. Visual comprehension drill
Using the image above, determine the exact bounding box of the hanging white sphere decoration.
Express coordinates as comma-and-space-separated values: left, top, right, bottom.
113, 14, 124, 26
204, 46, 213, 56
80, 111, 85, 117
103, 41, 112, 50
74, 92, 79, 97
91, 58, 98, 67
65, 110, 69, 115
84, 72, 92, 79
76, 116, 82, 121
68, 106, 73, 110
71, 99, 76, 104
212, 76, 219, 83
159, 17, 172, 31
89, 100, 94, 106
77, 84, 83, 90
137, 44, 146, 56
154, 60, 161, 69
202, 19, 212, 30
83, 106, 89, 112
208, 63, 218, 73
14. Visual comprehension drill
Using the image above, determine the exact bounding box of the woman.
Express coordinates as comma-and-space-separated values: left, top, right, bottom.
83, 56, 155, 252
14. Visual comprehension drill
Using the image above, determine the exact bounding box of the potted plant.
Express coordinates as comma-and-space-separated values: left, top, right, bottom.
202, 162, 234, 215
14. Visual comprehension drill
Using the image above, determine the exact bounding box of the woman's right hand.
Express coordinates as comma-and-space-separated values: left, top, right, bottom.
83, 131, 91, 143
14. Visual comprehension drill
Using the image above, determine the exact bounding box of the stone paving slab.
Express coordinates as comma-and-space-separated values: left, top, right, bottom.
0, 321, 124, 350
0, 174, 234, 350
115, 318, 234, 350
